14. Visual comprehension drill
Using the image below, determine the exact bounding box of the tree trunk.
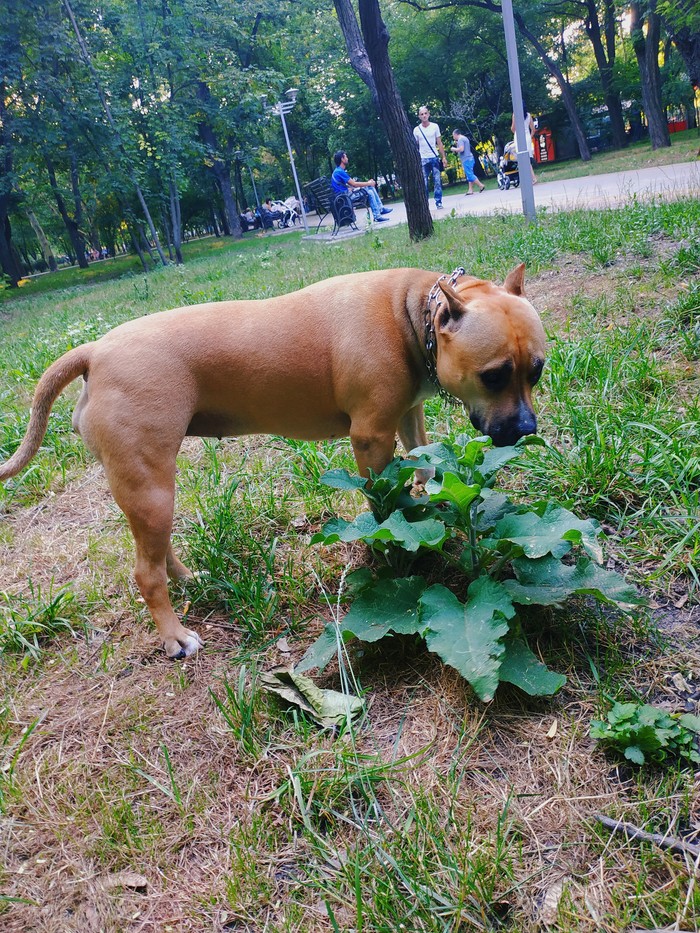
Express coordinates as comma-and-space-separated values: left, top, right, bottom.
160, 205, 174, 262
333, 0, 381, 113
233, 160, 246, 213
69, 151, 88, 251
169, 176, 183, 264
129, 228, 149, 273
196, 82, 243, 238
212, 162, 239, 236
0, 0, 22, 286
0, 213, 23, 287
25, 206, 57, 272
668, 26, 700, 91
358, 0, 433, 240
137, 225, 158, 265
62, 0, 169, 264
513, 12, 592, 161
45, 155, 89, 268
630, 1, 671, 149
584, 0, 627, 148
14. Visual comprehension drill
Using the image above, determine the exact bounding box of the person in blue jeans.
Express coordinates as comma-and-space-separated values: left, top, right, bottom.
413, 106, 447, 208
451, 129, 485, 195
331, 151, 392, 222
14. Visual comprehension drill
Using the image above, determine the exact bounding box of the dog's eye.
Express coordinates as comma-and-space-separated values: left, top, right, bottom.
480, 364, 512, 392
529, 359, 544, 385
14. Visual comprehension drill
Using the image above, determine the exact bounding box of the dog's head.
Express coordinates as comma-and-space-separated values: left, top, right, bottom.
434, 264, 546, 447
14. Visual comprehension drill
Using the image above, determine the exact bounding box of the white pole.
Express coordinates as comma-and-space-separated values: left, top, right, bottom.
277, 103, 310, 235
501, 0, 536, 223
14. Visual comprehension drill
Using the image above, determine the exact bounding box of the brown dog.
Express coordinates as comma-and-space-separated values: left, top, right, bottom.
0, 265, 545, 658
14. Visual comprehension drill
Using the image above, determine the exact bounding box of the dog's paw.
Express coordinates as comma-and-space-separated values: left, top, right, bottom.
164, 629, 204, 660
188, 570, 210, 582
413, 468, 435, 486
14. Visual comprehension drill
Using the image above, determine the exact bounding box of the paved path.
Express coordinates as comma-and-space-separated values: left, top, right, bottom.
307, 160, 699, 237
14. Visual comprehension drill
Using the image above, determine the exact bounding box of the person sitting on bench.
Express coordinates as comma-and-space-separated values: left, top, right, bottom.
239, 207, 258, 232
331, 151, 392, 223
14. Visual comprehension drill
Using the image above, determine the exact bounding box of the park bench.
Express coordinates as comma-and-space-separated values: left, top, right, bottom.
304, 177, 358, 236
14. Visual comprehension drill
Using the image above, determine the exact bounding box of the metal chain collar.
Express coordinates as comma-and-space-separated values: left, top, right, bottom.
424, 266, 466, 400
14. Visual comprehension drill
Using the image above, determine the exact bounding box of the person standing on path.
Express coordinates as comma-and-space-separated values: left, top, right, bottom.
413, 106, 447, 209
451, 129, 485, 195
511, 104, 538, 185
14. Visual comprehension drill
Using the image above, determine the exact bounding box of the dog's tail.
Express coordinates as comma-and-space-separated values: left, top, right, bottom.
0, 344, 93, 481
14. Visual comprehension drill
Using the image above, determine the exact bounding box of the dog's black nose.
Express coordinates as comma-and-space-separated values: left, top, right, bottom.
478, 404, 537, 447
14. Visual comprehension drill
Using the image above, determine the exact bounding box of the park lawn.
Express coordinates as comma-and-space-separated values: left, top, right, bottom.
533, 127, 700, 182
0, 198, 699, 931
2, 127, 696, 303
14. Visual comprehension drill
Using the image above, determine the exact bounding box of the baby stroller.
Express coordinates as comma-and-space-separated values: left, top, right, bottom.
497, 141, 520, 190
278, 196, 301, 228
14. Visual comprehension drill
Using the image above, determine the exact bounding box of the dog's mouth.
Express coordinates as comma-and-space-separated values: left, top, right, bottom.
469, 406, 537, 448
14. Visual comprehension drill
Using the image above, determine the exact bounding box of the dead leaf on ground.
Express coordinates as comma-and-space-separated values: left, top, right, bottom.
99, 870, 148, 892
260, 666, 364, 728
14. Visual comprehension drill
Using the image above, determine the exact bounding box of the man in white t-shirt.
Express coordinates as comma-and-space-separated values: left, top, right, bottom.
413, 105, 447, 209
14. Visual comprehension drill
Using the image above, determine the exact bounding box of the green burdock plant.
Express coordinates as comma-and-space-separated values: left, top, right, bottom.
300, 435, 642, 701
591, 702, 700, 766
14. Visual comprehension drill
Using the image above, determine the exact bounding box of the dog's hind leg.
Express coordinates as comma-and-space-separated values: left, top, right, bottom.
166, 545, 194, 582
103, 451, 203, 659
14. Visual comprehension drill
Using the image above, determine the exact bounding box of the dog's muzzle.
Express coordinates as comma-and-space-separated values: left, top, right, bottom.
470, 403, 537, 448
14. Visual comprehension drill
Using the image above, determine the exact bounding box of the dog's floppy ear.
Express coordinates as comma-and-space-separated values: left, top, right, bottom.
504, 262, 526, 296
436, 281, 466, 331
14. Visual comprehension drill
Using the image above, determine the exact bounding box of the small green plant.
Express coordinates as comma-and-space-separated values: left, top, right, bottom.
300, 435, 642, 701
210, 665, 265, 758
0, 582, 79, 661
591, 701, 700, 766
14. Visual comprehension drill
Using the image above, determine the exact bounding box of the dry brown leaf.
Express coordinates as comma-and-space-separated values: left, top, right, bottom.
100, 870, 148, 892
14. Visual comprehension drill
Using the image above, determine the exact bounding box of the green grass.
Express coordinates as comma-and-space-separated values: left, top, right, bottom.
1, 195, 699, 931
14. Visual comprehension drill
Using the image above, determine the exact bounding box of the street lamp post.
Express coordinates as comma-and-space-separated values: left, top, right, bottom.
267, 88, 310, 235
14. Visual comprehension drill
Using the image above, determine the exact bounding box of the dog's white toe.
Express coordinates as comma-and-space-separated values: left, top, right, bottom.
165, 629, 204, 660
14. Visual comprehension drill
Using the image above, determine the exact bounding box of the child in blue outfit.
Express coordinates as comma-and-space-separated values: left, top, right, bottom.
331, 151, 392, 222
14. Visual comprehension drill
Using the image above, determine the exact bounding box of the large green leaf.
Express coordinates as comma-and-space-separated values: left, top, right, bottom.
425, 472, 481, 513
504, 555, 641, 609
478, 435, 545, 485
342, 576, 429, 641
408, 441, 462, 473
498, 636, 566, 696
475, 491, 515, 533
320, 468, 368, 491
311, 512, 380, 545
421, 578, 514, 702
492, 503, 603, 561
312, 511, 446, 552
367, 511, 448, 551
296, 623, 347, 672
366, 459, 421, 515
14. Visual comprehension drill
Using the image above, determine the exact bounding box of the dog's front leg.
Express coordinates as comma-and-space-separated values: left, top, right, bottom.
398, 405, 434, 487
350, 421, 397, 479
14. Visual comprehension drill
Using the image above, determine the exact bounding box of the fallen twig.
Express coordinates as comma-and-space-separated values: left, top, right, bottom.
594, 813, 700, 860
